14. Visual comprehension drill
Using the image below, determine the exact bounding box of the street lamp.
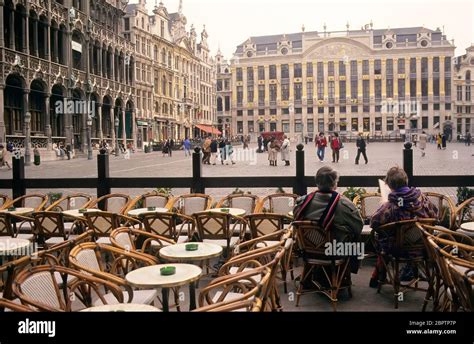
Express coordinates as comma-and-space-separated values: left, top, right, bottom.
24, 112, 31, 166
87, 117, 93, 160
114, 116, 120, 157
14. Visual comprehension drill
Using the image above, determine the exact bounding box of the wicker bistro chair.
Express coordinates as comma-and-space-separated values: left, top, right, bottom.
446, 260, 474, 312
124, 192, 174, 214
423, 192, 456, 230
12, 265, 125, 312
69, 242, 160, 307
198, 266, 271, 310
0, 195, 11, 210
140, 212, 194, 243
87, 193, 131, 215
83, 211, 142, 244
0, 212, 36, 241
194, 297, 263, 312
216, 194, 260, 216
353, 193, 382, 237
172, 194, 213, 216
33, 212, 84, 248
454, 197, 474, 233
193, 211, 247, 258
255, 193, 299, 215
5, 194, 48, 212
110, 227, 176, 257
293, 220, 354, 311
45, 193, 94, 212
246, 213, 291, 240
371, 218, 436, 309
0, 298, 35, 312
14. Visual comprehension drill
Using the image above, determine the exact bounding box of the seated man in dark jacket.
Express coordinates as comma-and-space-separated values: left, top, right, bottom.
369, 166, 438, 287
294, 166, 364, 285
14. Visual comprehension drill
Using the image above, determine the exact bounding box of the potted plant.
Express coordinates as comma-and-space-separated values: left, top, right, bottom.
342, 187, 367, 202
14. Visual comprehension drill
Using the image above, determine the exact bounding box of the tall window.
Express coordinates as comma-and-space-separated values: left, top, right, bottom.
374, 59, 381, 74
363, 80, 370, 102
351, 61, 357, 77
398, 58, 405, 74
433, 57, 440, 73
307, 82, 313, 100
339, 80, 346, 100
339, 61, 346, 76
445, 57, 451, 72
317, 82, 324, 100
294, 63, 302, 78
328, 62, 334, 76
237, 86, 243, 106
236, 68, 243, 81
466, 86, 471, 101
398, 79, 405, 98
306, 62, 313, 77
328, 81, 335, 101
421, 57, 428, 74
351, 80, 357, 99
386, 59, 393, 76
362, 60, 369, 75
270, 84, 277, 101
410, 58, 416, 74
281, 64, 289, 79
445, 78, 451, 96
258, 66, 265, 80
386, 79, 393, 98
247, 85, 254, 102
457, 86, 463, 101
294, 83, 302, 101
375, 79, 382, 100
269, 65, 277, 79
160, 20, 165, 37
258, 85, 265, 104
281, 83, 289, 100
317, 62, 324, 81
247, 67, 254, 82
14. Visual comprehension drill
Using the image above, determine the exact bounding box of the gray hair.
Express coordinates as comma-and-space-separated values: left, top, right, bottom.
315, 166, 339, 192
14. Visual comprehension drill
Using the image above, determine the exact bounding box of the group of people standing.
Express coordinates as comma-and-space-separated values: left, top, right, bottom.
201, 136, 236, 165
314, 132, 349, 164
267, 135, 291, 166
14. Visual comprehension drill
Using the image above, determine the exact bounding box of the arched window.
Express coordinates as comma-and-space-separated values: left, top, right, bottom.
217, 97, 223, 112
161, 48, 166, 64
467, 70, 471, 81
162, 76, 166, 96
168, 52, 172, 67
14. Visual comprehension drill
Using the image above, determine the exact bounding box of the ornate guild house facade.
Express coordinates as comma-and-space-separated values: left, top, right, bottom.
0, 0, 216, 157
231, 25, 456, 140
454, 45, 474, 136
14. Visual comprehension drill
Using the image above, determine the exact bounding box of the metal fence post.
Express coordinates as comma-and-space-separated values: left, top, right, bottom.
97, 151, 110, 208
294, 144, 307, 196
191, 147, 204, 194
403, 142, 414, 187
12, 156, 26, 201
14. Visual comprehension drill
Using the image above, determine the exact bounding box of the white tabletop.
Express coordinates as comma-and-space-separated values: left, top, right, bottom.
126, 264, 202, 289
208, 208, 246, 217
80, 303, 162, 312
0, 237, 32, 255
160, 243, 223, 261
460, 222, 474, 231
0, 208, 35, 216
62, 209, 103, 218
128, 207, 169, 217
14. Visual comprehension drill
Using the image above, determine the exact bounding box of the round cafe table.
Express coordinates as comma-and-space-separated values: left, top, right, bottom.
80, 303, 161, 312
127, 207, 169, 217
0, 208, 34, 216
160, 243, 223, 262
459, 222, 474, 237
208, 208, 246, 217
62, 209, 103, 219
125, 264, 202, 312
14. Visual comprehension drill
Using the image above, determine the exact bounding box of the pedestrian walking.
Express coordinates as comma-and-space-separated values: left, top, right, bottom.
218, 138, 226, 164
202, 136, 211, 164
225, 139, 235, 165
169, 139, 174, 157
257, 135, 263, 152
437, 133, 442, 150
210, 138, 218, 165
330, 132, 342, 163
442, 133, 447, 150
465, 132, 472, 146
280, 135, 290, 166
315, 132, 327, 162
183, 137, 192, 157
162, 140, 169, 157
268, 137, 279, 166
243, 136, 249, 149
418, 131, 427, 157
355, 132, 368, 165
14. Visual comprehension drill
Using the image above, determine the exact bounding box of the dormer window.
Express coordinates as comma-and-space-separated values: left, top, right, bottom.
420, 39, 428, 47
281, 47, 288, 55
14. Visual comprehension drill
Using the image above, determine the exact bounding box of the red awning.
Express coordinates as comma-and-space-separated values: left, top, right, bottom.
195, 124, 221, 135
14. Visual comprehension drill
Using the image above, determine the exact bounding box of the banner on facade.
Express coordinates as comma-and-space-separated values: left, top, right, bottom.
72, 41, 82, 53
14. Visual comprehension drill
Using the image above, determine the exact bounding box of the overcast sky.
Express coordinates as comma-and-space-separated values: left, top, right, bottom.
136, 0, 473, 59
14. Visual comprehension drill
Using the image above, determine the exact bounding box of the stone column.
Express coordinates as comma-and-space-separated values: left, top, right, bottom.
122, 109, 126, 142
110, 107, 116, 150
8, 6, 14, 49
45, 94, 52, 150
0, 2, 4, 49
44, 22, 50, 59
33, 17, 38, 56
23, 11, 28, 53
53, 27, 59, 62
98, 45, 102, 76
22, 90, 30, 136
97, 104, 103, 140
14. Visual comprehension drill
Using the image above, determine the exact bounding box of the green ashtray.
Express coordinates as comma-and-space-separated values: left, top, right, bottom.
147, 207, 157, 211
160, 266, 176, 276
185, 243, 199, 251
7, 207, 16, 211
78, 208, 87, 214
220, 208, 230, 213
